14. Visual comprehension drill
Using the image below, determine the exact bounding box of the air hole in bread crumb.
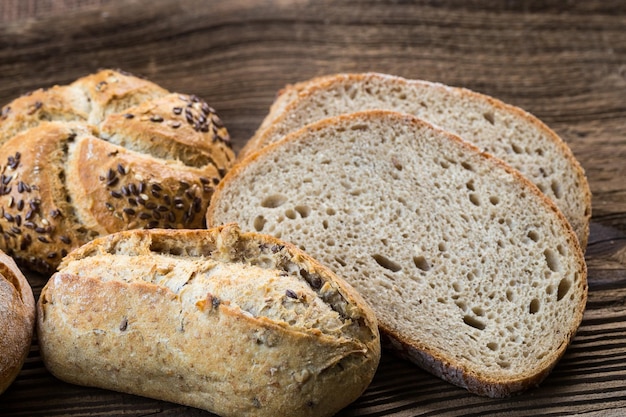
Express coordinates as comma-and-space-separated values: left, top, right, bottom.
472, 306, 485, 316
322, 220, 329, 229
455, 300, 467, 311
261, 194, 287, 208
251, 217, 267, 233
461, 162, 474, 171
463, 315, 486, 331
326, 239, 335, 247
326, 207, 336, 216
295, 205, 311, 218
413, 256, 430, 271
527, 230, 540, 242
512, 143, 523, 154
529, 298, 540, 314
483, 111, 495, 125
350, 123, 369, 131
466, 180, 475, 191
544, 248, 560, 272
392, 156, 403, 171
551, 180, 563, 199
497, 361, 511, 369
372, 254, 402, 272
334, 257, 347, 267
489, 196, 500, 205
439, 160, 450, 169
557, 278, 571, 301
285, 209, 296, 219
506, 289, 514, 302
487, 342, 498, 351
466, 270, 478, 281
469, 193, 481, 206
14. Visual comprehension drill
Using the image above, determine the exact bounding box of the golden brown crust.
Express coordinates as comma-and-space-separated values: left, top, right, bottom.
0, 85, 89, 145
100, 93, 233, 171
0, 123, 95, 272
0, 69, 234, 273
70, 69, 169, 124
37, 224, 380, 417
70, 136, 216, 233
0, 250, 35, 394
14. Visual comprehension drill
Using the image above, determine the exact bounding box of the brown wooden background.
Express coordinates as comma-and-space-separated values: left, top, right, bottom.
1, 0, 625, 415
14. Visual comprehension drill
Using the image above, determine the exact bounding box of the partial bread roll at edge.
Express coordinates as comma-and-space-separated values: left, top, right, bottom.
208, 111, 587, 397
0, 250, 35, 394
239, 73, 591, 249
37, 224, 380, 417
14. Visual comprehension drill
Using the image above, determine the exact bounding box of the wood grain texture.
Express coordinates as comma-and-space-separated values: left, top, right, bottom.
1, 0, 625, 415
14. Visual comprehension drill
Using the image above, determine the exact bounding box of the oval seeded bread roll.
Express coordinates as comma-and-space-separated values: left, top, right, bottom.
0, 69, 234, 273
0, 250, 35, 394
239, 73, 591, 249
37, 224, 380, 417
207, 111, 588, 397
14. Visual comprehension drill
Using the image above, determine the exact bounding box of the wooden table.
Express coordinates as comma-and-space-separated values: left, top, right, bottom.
1, 1, 625, 415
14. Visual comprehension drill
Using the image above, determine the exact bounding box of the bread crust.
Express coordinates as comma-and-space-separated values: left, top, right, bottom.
37, 224, 380, 417
0, 69, 234, 273
0, 250, 35, 394
208, 110, 588, 398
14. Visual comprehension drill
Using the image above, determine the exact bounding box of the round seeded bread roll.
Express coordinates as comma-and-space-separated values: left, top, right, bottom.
37, 224, 380, 417
0, 69, 235, 273
0, 250, 35, 394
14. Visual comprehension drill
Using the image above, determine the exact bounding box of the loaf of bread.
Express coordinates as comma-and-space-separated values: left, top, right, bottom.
0, 69, 234, 272
37, 224, 380, 417
239, 73, 591, 249
207, 111, 587, 397
0, 250, 35, 394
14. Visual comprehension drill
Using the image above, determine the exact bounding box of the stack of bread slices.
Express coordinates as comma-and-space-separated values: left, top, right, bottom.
207, 73, 590, 397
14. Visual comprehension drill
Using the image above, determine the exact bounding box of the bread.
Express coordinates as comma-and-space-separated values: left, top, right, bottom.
207, 111, 588, 397
37, 223, 380, 417
239, 73, 591, 249
0, 250, 35, 394
0, 69, 235, 273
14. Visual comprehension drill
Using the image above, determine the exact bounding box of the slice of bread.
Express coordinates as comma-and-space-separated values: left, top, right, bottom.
238, 73, 591, 249
208, 111, 588, 397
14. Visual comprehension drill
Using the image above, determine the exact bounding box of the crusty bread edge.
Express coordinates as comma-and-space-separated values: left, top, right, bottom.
0, 250, 36, 394
209, 110, 588, 397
